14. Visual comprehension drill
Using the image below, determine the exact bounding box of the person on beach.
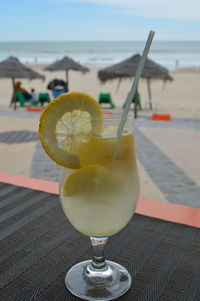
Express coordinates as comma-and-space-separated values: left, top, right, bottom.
30, 88, 38, 101
14, 81, 31, 99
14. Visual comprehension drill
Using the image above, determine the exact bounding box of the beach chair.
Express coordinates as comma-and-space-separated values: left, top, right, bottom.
123, 91, 142, 110
38, 93, 51, 106
14, 92, 34, 107
98, 93, 115, 109
144, 98, 159, 110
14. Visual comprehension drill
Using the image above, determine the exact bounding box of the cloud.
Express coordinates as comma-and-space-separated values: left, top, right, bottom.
53, 0, 200, 20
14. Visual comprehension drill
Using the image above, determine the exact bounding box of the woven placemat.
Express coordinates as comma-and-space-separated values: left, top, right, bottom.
0, 182, 200, 301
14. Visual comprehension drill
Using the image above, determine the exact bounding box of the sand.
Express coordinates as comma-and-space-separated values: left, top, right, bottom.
0, 142, 37, 177
0, 116, 38, 132
0, 64, 200, 118
137, 161, 167, 202
140, 127, 200, 186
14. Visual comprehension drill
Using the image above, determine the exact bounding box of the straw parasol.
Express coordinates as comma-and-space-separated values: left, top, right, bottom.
98, 54, 173, 109
0, 56, 45, 110
44, 56, 89, 89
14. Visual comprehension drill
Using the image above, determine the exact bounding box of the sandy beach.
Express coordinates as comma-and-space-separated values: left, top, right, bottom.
0, 64, 200, 118
0, 64, 200, 205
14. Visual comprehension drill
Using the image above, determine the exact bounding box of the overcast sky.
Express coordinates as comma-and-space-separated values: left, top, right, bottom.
0, 0, 200, 41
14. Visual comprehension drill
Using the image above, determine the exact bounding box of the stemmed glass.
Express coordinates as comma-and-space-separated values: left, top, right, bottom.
59, 112, 140, 300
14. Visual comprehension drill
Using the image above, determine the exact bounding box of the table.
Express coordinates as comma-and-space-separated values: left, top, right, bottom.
0, 174, 200, 301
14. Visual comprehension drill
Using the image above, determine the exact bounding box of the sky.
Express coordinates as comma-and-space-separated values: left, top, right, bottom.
0, 0, 200, 41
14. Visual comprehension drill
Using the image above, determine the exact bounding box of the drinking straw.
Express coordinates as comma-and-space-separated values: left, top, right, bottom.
113, 30, 155, 159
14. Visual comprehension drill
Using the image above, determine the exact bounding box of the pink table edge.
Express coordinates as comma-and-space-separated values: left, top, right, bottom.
0, 172, 200, 228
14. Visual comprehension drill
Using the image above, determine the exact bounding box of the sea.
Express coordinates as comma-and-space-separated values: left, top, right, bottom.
0, 41, 200, 70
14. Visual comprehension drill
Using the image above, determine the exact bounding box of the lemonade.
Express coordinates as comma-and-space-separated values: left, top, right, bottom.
39, 92, 140, 300
59, 129, 139, 237
39, 92, 139, 237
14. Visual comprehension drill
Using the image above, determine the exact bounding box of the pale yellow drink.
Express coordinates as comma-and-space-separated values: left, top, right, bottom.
39, 92, 141, 300
60, 128, 140, 237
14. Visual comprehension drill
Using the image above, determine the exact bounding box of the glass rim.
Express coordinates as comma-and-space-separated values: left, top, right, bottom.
78, 111, 135, 121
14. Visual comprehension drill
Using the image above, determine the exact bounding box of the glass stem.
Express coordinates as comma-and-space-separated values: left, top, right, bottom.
90, 237, 108, 270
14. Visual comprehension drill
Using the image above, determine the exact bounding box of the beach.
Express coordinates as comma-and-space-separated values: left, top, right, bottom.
0, 63, 200, 118
0, 63, 200, 206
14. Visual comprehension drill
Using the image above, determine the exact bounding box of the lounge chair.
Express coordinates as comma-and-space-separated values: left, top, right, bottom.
123, 91, 142, 110
38, 93, 51, 106
144, 98, 159, 110
98, 93, 115, 109
13, 92, 37, 107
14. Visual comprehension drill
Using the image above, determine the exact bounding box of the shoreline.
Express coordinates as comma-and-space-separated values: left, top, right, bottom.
27, 62, 200, 72
173, 66, 200, 73
1, 40, 200, 70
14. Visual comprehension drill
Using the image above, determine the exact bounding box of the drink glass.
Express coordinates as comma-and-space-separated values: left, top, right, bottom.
59, 112, 140, 300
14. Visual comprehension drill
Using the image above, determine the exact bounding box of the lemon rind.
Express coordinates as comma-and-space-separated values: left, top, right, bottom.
39, 92, 102, 168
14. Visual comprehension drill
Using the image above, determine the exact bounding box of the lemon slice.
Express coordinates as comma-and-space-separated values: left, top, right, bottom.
39, 92, 102, 168
78, 132, 135, 168
64, 164, 122, 199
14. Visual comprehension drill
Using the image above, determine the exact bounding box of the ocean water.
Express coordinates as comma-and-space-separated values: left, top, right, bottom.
0, 41, 200, 70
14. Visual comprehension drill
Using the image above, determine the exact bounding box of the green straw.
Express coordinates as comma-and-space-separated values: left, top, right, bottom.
113, 30, 155, 158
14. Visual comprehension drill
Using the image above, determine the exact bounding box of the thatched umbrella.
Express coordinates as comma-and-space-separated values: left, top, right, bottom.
0, 56, 44, 110
44, 56, 89, 89
98, 54, 173, 110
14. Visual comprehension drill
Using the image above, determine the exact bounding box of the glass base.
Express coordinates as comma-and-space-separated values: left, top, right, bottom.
65, 260, 132, 301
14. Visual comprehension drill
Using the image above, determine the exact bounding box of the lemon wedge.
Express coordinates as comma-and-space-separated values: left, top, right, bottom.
64, 164, 122, 199
39, 92, 102, 168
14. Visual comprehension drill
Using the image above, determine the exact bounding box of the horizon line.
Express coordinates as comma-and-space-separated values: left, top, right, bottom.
0, 39, 200, 43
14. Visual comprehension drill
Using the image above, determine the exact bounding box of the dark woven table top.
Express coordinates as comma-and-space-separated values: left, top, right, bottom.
0, 182, 200, 301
